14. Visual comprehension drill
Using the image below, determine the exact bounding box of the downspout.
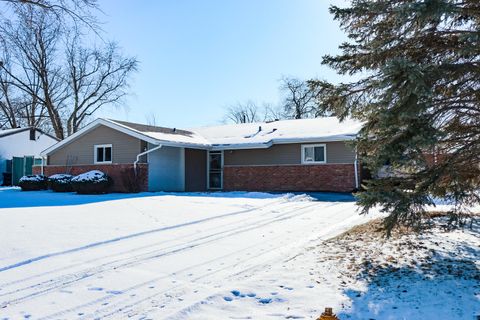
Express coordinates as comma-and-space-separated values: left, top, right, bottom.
354, 147, 359, 190
134, 144, 162, 173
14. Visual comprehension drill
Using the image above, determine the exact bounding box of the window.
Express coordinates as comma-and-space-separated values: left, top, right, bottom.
94, 144, 112, 164
301, 144, 326, 164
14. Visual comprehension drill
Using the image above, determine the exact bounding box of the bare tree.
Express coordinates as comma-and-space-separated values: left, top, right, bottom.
263, 103, 285, 122
0, 4, 137, 137
0, 38, 49, 129
0, 6, 68, 138
0, 0, 99, 32
224, 101, 263, 124
65, 33, 138, 135
280, 76, 318, 119
0, 58, 18, 128
145, 112, 158, 127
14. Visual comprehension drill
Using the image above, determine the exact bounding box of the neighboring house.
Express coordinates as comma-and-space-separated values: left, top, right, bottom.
0, 127, 59, 185
38, 117, 363, 193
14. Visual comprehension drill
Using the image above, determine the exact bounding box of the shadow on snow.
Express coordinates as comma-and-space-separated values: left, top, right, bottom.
0, 188, 355, 209
337, 232, 480, 319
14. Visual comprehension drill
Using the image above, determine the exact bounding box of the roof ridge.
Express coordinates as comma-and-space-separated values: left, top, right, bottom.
106, 118, 195, 136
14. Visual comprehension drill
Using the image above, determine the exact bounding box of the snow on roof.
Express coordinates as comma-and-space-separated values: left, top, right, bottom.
106, 119, 211, 147
189, 117, 362, 149
0, 127, 29, 138
0, 127, 59, 140
43, 117, 362, 155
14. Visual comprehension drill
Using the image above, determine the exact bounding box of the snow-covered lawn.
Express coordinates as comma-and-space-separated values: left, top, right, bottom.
0, 188, 375, 319
0, 188, 478, 319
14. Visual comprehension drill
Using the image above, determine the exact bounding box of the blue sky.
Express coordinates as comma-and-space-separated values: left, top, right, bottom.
96, 0, 348, 128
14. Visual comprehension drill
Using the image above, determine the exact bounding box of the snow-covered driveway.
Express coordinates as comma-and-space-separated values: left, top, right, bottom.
0, 189, 375, 319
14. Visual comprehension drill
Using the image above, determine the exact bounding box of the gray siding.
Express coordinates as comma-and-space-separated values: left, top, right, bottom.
48, 125, 143, 165
326, 141, 356, 164
224, 144, 300, 166
224, 142, 355, 166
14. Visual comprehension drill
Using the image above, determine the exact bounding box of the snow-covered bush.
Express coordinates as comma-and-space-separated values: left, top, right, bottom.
48, 174, 74, 192
71, 170, 112, 194
18, 174, 48, 191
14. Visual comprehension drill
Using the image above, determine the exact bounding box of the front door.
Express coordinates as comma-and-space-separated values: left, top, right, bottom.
208, 151, 223, 190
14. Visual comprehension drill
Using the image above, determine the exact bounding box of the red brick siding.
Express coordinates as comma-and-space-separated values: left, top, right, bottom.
223, 164, 357, 193
33, 164, 148, 192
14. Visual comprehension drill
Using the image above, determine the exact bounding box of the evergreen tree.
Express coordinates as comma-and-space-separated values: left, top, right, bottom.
310, 0, 480, 233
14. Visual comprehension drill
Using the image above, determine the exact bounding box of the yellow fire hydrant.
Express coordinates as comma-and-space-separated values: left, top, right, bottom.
317, 307, 340, 320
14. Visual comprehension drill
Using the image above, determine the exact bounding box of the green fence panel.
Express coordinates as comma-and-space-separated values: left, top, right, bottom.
12, 157, 24, 186
24, 156, 34, 176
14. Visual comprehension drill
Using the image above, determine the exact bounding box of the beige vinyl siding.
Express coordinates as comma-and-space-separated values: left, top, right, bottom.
48, 125, 143, 165
325, 141, 355, 164
224, 144, 300, 166
224, 141, 355, 166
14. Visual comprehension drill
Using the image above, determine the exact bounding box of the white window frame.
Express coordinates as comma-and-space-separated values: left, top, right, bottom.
301, 143, 327, 164
94, 144, 113, 164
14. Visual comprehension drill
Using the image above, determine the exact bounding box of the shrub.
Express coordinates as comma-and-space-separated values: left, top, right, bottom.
18, 175, 48, 191
120, 167, 142, 193
48, 174, 74, 192
71, 170, 112, 194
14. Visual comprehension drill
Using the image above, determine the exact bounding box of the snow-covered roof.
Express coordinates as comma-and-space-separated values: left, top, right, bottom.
108, 119, 211, 147
42, 117, 362, 155
0, 127, 59, 140
0, 127, 26, 138
189, 117, 362, 149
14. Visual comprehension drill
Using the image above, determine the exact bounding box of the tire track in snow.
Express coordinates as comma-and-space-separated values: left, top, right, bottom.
94, 205, 353, 320
33, 202, 343, 320
0, 198, 295, 290
1, 202, 324, 309
42, 204, 349, 320
0, 201, 305, 302
0, 198, 288, 273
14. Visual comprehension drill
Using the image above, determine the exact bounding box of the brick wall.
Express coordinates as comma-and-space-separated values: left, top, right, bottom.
33, 164, 149, 192
223, 164, 358, 193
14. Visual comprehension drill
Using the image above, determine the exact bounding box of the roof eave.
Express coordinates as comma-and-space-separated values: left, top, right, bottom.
209, 134, 357, 150
41, 118, 213, 156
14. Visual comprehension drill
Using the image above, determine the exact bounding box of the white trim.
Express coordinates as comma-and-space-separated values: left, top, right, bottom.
209, 135, 357, 151
207, 150, 223, 190
354, 146, 359, 189
134, 144, 162, 171
301, 144, 327, 164
41, 118, 209, 156
94, 144, 113, 164
40, 117, 358, 156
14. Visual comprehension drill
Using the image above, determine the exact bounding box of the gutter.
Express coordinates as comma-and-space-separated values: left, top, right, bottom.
134, 144, 162, 172
354, 147, 359, 190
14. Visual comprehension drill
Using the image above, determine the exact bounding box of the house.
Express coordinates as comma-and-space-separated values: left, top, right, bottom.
0, 127, 59, 185
37, 117, 363, 193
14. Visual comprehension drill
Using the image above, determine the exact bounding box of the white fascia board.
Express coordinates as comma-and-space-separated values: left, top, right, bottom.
209, 134, 357, 151
210, 141, 273, 151
151, 140, 212, 150
41, 118, 161, 156
41, 118, 212, 156
272, 134, 357, 144
105, 119, 213, 150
